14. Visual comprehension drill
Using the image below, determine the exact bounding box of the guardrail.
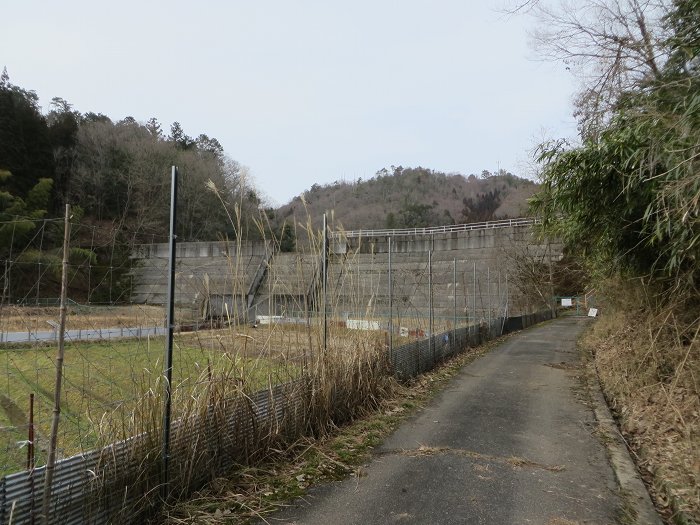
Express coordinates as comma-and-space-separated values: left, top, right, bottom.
336, 217, 538, 238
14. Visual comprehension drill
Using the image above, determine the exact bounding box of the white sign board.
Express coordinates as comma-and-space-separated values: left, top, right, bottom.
346, 319, 382, 331
256, 315, 284, 325
588, 308, 598, 317
561, 298, 573, 307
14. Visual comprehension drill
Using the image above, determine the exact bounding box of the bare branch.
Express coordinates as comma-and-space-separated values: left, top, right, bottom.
521, 0, 672, 137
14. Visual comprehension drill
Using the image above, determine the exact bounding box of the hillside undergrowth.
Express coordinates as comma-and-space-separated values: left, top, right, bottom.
581, 281, 699, 523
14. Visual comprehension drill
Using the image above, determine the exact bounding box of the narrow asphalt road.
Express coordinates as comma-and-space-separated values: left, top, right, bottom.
267, 317, 623, 525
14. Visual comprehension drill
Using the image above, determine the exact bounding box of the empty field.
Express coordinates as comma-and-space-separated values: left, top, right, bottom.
0, 304, 172, 332
0, 312, 407, 476
0, 326, 311, 476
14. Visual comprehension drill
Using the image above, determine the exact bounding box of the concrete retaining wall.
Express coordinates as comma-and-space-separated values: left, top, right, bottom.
130, 241, 271, 309
129, 224, 562, 319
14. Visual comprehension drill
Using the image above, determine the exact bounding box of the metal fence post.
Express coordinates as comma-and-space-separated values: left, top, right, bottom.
453, 258, 457, 351
505, 270, 509, 320
498, 269, 501, 319
428, 250, 433, 363
487, 266, 491, 327
472, 261, 476, 337
322, 213, 328, 354
162, 166, 178, 502
388, 236, 393, 363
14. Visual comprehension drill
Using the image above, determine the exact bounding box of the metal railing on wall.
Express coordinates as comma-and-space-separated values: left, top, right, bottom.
338, 217, 538, 238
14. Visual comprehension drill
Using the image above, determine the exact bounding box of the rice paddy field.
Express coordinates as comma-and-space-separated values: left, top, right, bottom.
0, 322, 312, 476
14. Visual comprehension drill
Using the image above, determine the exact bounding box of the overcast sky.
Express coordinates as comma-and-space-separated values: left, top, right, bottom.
2, 1, 577, 206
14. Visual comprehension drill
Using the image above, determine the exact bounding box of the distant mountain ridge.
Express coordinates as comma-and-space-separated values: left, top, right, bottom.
272, 166, 538, 232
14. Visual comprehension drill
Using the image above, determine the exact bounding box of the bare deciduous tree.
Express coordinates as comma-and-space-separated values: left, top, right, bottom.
508, 0, 672, 137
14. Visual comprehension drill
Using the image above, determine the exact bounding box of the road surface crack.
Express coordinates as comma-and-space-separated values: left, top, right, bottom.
381, 445, 566, 472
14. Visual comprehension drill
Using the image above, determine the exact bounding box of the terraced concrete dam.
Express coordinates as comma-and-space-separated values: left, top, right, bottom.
129, 218, 562, 322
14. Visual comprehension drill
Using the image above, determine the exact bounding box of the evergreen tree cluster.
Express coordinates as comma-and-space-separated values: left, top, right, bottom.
0, 70, 262, 301
0, 69, 261, 244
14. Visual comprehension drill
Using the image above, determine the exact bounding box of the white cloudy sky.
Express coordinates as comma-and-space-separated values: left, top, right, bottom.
2, 0, 577, 205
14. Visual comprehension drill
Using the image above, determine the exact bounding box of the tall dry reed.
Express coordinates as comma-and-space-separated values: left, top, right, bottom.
82, 195, 397, 522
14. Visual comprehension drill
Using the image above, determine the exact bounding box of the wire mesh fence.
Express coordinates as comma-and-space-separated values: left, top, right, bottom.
0, 310, 553, 525
0, 215, 556, 523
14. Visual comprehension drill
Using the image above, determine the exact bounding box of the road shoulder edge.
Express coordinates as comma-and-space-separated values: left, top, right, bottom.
583, 355, 663, 524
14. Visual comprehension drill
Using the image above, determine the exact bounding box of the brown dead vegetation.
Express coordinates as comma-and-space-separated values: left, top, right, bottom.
0, 304, 168, 332
159, 331, 508, 524
581, 280, 699, 523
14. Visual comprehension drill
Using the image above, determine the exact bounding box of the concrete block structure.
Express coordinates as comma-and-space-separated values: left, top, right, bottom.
251, 252, 319, 318
129, 219, 562, 323
129, 240, 271, 319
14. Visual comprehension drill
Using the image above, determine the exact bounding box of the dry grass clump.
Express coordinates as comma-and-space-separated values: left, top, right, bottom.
86, 326, 396, 521
81, 209, 401, 522
0, 304, 169, 331
581, 279, 699, 523
298, 332, 394, 435
159, 331, 503, 524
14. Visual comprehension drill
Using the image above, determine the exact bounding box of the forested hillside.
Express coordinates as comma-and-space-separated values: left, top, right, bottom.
0, 70, 260, 300
0, 69, 260, 244
272, 166, 537, 232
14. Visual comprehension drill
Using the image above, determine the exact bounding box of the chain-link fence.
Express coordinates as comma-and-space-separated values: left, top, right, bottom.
0, 215, 556, 523
0, 310, 553, 525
